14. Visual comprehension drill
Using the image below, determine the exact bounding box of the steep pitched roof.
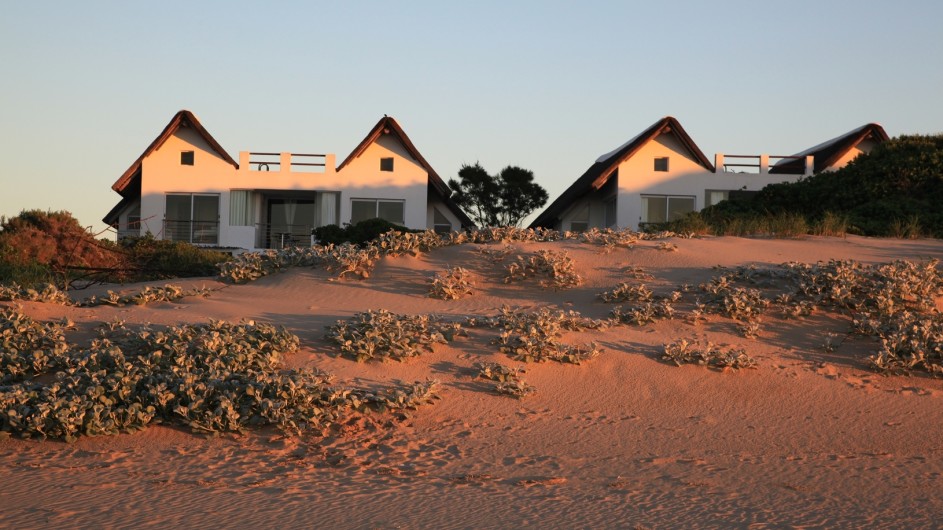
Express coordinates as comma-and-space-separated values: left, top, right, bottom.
338, 116, 475, 228
529, 116, 713, 228
769, 123, 889, 174
103, 195, 134, 226
110, 110, 238, 196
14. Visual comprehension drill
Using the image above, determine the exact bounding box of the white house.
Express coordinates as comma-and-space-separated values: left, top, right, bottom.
103, 110, 474, 250
529, 117, 888, 231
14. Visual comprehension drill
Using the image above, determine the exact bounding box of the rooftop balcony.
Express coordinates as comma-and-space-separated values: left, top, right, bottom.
238, 152, 337, 175
714, 154, 814, 176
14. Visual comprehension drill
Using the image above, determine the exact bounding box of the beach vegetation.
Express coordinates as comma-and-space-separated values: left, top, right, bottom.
0, 307, 440, 440
429, 266, 474, 300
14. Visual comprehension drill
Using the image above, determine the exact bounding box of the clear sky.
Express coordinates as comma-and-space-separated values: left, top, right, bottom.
1, 1, 941, 234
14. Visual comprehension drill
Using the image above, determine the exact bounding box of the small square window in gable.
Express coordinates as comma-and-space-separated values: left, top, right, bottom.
380, 157, 394, 172
654, 157, 669, 172
181, 151, 195, 166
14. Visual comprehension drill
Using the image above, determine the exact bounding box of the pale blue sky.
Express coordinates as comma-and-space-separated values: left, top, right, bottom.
1, 1, 941, 233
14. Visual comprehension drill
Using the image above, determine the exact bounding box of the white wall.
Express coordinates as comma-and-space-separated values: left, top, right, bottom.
613, 133, 812, 230
334, 134, 430, 230
136, 126, 438, 249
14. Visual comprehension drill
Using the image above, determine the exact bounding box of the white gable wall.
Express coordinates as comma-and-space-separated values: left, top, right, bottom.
335, 134, 430, 229
139, 126, 236, 240
615, 133, 713, 229
824, 138, 879, 172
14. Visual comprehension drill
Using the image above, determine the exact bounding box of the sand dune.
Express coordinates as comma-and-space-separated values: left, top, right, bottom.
3, 234, 943, 529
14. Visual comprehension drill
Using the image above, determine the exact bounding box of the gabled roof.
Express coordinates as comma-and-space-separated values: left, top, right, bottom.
110, 110, 238, 196
769, 123, 889, 174
338, 115, 475, 228
529, 116, 713, 228
103, 195, 134, 226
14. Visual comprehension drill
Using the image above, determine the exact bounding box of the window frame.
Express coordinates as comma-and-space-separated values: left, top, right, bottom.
181, 151, 195, 166
640, 194, 696, 224
164, 192, 220, 244
604, 196, 617, 228
350, 198, 405, 225
705, 190, 730, 208
432, 207, 453, 234
654, 157, 669, 172
568, 203, 590, 233
380, 157, 394, 172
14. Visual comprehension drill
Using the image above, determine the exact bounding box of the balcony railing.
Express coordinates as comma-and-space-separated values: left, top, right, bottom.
163, 220, 220, 245
257, 223, 313, 249
714, 154, 814, 175
245, 152, 328, 173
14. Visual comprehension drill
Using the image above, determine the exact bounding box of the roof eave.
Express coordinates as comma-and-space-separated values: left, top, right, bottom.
110, 110, 237, 194
530, 116, 713, 228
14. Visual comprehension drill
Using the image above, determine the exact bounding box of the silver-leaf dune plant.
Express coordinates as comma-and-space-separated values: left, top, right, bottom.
326, 309, 464, 362
504, 250, 583, 290
469, 307, 604, 364
0, 307, 441, 441
429, 266, 475, 300
662, 338, 757, 370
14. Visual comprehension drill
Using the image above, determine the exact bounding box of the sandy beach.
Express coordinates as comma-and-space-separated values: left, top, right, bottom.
3, 234, 943, 529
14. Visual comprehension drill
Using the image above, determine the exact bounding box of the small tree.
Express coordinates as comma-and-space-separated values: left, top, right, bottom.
448, 163, 548, 227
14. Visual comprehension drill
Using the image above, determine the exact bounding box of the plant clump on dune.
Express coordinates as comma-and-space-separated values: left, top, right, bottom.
504, 250, 583, 290
326, 310, 464, 363
0, 306, 439, 441
428, 266, 475, 300
662, 338, 757, 370
469, 307, 605, 364
475, 361, 535, 399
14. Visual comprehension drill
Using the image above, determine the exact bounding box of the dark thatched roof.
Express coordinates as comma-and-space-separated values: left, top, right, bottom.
110, 110, 238, 196
529, 116, 712, 228
338, 116, 474, 228
769, 123, 889, 174
104, 110, 237, 225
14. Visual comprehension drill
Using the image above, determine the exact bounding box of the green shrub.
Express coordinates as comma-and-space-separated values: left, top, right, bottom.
122, 235, 230, 280
0, 259, 55, 287
667, 211, 711, 235
313, 218, 421, 246
700, 134, 943, 237
812, 211, 849, 237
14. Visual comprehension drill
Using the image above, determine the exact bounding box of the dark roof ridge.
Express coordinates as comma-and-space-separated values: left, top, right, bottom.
769, 122, 889, 174
110, 110, 238, 195
338, 116, 474, 228
530, 116, 712, 228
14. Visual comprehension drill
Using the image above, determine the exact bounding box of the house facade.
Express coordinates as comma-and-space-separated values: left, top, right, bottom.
529, 117, 888, 232
103, 111, 473, 250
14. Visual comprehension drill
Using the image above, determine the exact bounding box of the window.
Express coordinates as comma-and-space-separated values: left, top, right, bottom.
640, 195, 695, 224
433, 208, 452, 234
165, 193, 219, 244
705, 190, 730, 208
119, 204, 141, 240
568, 203, 589, 233
229, 190, 254, 226
181, 151, 195, 165
350, 199, 405, 225
380, 157, 394, 172
654, 157, 669, 172
604, 197, 617, 227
